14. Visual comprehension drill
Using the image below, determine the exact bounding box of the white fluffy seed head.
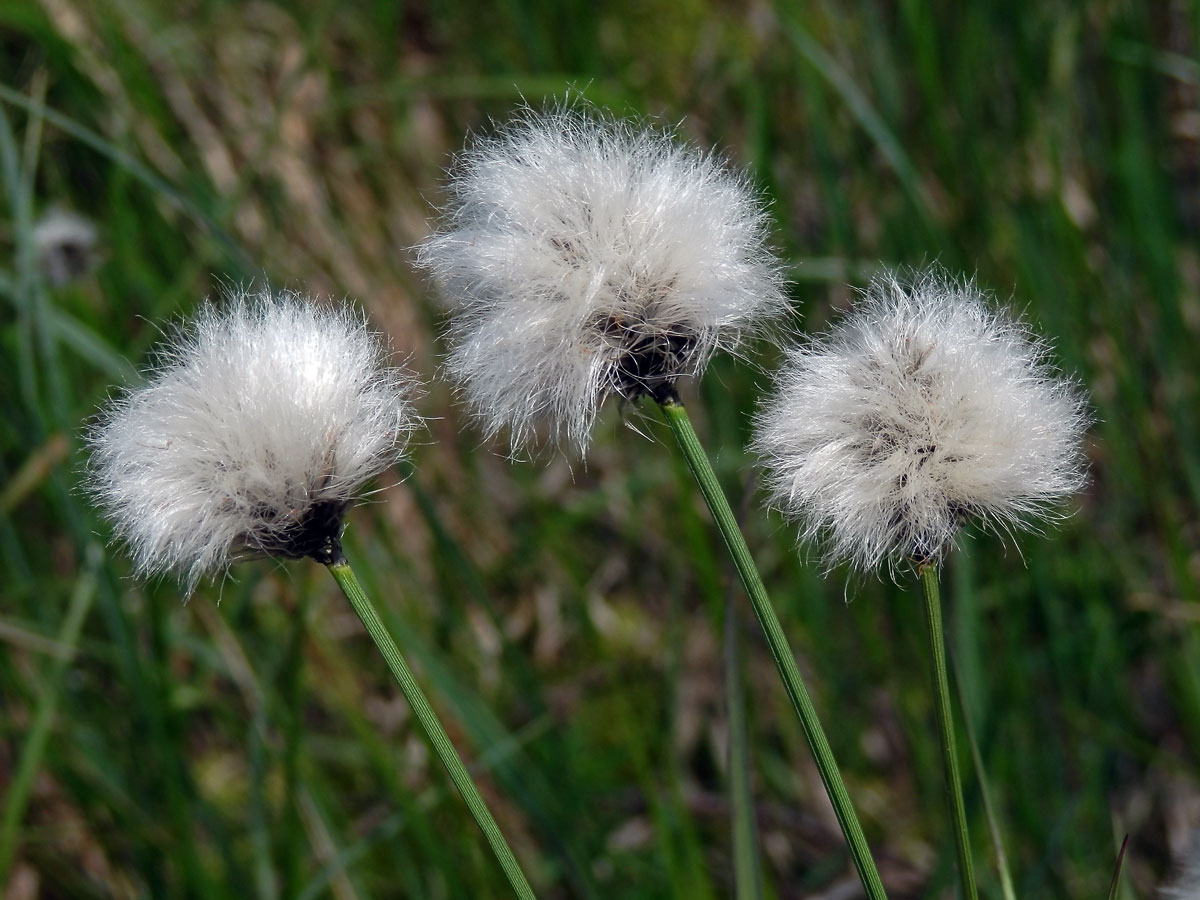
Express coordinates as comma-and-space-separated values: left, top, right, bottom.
86, 287, 418, 593
417, 105, 789, 454
753, 268, 1090, 573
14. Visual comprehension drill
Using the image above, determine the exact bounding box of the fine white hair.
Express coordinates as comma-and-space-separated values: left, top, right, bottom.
753, 268, 1090, 572
86, 287, 418, 593
417, 104, 788, 454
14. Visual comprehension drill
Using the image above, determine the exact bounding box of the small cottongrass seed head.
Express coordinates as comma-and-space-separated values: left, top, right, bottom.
87, 287, 418, 593
417, 104, 788, 454
33, 207, 99, 286
753, 268, 1090, 573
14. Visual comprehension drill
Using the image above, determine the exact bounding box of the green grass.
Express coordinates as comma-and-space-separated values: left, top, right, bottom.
2, 1, 1199, 897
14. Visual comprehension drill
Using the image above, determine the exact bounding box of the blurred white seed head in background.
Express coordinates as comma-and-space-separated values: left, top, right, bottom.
86, 287, 419, 593
33, 207, 99, 286
1161, 837, 1200, 899
417, 104, 789, 455
753, 268, 1090, 573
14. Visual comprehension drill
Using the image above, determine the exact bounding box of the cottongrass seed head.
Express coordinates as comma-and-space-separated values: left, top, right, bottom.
753, 268, 1090, 573
33, 207, 99, 286
87, 287, 418, 593
417, 104, 788, 454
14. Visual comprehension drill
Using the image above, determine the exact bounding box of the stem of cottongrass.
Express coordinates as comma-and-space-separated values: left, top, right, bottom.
919, 562, 977, 900
326, 556, 538, 900
656, 396, 887, 900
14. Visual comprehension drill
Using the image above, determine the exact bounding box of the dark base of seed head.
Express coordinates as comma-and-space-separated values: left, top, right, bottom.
904, 501, 974, 568
250, 498, 348, 567
601, 317, 695, 405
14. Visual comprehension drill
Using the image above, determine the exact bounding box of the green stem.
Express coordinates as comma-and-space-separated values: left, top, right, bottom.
919, 562, 977, 900
657, 398, 886, 900
326, 558, 538, 900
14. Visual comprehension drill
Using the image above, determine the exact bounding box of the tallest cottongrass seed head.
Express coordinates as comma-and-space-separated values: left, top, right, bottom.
86, 288, 418, 593
418, 105, 788, 454
753, 269, 1090, 573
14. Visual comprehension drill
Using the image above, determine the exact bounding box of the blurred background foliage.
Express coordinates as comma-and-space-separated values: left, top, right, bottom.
1, 0, 1198, 897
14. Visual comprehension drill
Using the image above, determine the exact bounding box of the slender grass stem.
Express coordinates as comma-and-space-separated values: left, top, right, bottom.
656, 397, 886, 900
326, 558, 538, 900
919, 562, 977, 900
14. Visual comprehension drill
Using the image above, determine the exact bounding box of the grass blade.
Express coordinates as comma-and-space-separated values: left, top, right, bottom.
1106, 834, 1128, 900
952, 654, 1017, 900
0, 543, 101, 882
780, 19, 934, 234
725, 595, 765, 900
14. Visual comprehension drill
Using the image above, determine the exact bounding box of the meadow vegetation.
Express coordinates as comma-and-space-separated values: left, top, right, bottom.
1, 1, 1199, 897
